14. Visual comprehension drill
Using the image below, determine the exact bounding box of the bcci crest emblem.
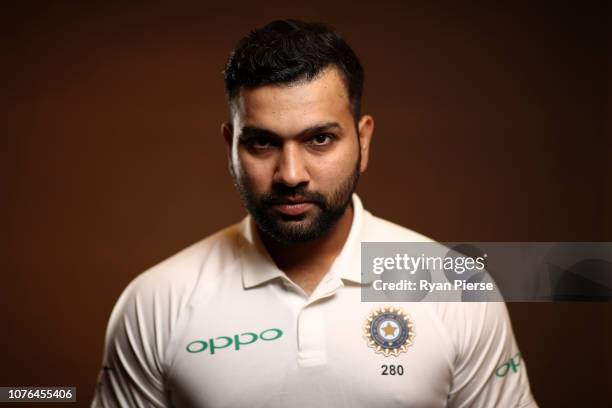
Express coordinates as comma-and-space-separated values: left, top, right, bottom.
364, 306, 415, 356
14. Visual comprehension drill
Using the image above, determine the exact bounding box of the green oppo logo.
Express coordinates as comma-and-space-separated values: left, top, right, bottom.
495, 352, 522, 377
186, 328, 283, 355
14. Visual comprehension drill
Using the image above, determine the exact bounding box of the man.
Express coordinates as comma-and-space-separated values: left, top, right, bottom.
92, 19, 537, 407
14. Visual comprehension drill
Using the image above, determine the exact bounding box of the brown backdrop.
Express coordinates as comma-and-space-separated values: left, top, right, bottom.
2, 1, 610, 407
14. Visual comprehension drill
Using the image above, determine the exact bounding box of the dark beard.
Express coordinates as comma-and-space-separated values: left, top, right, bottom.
234, 157, 361, 244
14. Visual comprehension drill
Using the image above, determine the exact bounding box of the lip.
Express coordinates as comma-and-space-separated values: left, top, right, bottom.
272, 202, 313, 216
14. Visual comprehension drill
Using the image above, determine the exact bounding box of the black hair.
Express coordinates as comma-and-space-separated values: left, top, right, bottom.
223, 19, 364, 119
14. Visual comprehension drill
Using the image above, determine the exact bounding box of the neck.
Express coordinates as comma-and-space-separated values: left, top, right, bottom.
259, 202, 354, 295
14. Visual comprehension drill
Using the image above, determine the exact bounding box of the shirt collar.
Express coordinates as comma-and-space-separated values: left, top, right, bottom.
238, 193, 366, 289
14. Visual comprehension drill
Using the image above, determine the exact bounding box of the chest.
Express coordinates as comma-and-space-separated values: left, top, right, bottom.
166, 286, 452, 408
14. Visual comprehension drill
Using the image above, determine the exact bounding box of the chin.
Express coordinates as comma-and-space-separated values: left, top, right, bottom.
266, 219, 325, 244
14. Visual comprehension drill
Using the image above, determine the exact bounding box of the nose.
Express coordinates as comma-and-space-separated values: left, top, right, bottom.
273, 142, 309, 187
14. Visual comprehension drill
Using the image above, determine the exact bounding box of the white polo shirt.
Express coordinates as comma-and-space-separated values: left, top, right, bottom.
92, 195, 537, 407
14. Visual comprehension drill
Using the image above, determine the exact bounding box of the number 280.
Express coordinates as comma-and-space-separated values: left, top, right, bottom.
381, 364, 404, 375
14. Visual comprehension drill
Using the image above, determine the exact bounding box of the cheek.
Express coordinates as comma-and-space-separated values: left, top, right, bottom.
237, 152, 274, 193
309, 144, 358, 186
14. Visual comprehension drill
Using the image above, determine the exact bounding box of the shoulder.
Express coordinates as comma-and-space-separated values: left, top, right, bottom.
93, 223, 245, 407
104, 221, 244, 352
120, 222, 243, 300
362, 211, 434, 242
99, 221, 245, 378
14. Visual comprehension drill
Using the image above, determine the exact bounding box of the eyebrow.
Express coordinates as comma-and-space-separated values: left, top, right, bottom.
239, 121, 343, 140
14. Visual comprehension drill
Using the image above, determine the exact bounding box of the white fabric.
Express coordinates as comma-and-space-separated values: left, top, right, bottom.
92, 194, 537, 407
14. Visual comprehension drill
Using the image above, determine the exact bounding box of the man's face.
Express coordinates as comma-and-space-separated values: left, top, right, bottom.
223, 67, 373, 244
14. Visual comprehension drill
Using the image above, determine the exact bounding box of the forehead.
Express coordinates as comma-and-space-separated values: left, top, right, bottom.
233, 67, 352, 135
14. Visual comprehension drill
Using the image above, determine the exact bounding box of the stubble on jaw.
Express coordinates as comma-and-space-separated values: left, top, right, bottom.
232, 154, 361, 245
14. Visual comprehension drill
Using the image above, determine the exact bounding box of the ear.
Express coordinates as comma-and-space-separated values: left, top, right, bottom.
222, 121, 234, 158
222, 122, 233, 148
357, 114, 374, 173
221, 122, 236, 177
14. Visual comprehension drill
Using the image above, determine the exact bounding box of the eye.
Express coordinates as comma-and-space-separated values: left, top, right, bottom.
249, 137, 273, 150
309, 134, 333, 146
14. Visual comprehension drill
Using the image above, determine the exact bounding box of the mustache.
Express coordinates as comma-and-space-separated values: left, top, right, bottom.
260, 185, 327, 208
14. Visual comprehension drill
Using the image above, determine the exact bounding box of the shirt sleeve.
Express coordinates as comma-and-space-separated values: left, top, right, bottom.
91, 274, 172, 408
446, 302, 538, 408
